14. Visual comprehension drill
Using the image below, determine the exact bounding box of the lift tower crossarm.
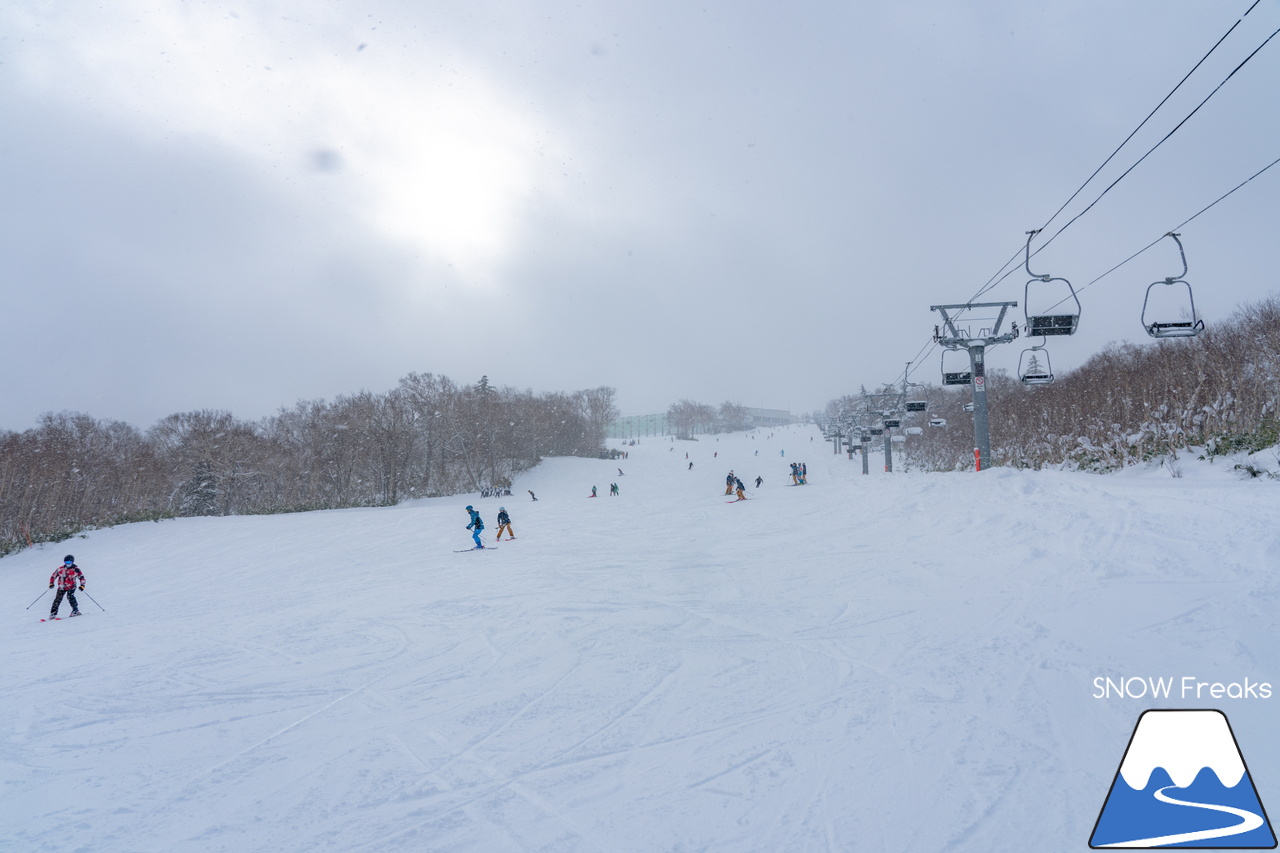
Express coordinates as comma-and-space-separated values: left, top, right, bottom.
930, 302, 1019, 347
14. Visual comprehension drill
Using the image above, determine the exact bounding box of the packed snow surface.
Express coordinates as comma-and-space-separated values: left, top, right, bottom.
3, 424, 1278, 851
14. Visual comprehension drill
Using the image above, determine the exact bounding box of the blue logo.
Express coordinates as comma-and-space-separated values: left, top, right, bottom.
1091, 709, 1276, 848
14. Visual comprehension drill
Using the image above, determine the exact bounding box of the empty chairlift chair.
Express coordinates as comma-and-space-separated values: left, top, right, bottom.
1018, 341, 1054, 385
1142, 232, 1205, 339
941, 349, 972, 386
1023, 230, 1081, 337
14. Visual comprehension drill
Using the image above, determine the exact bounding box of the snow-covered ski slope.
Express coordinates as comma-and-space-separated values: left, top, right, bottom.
3, 424, 1278, 852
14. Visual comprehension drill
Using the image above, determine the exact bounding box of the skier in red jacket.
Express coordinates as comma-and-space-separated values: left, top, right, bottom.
49, 555, 86, 618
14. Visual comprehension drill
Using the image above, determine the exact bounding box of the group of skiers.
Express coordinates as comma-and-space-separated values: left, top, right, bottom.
42, 447, 804, 567
464, 505, 517, 549
724, 471, 747, 501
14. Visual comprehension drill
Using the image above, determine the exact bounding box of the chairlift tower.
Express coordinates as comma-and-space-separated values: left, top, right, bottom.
863, 390, 906, 473
930, 301, 1019, 470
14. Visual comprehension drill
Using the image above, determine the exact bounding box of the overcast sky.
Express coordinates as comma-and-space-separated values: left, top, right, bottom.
2, 1, 1277, 431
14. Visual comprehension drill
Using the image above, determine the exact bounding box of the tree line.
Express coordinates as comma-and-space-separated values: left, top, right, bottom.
828, 295, 1280, 473
0, 374, 618, 556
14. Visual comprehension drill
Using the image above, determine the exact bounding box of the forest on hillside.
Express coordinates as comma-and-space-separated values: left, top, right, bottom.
826, 296, 1280, 474
0, 374, 618, 556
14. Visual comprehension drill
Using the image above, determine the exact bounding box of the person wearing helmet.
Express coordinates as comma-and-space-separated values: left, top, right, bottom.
465, 506, 485, 549
49, 555, 86, 618
495, 507, 515, 541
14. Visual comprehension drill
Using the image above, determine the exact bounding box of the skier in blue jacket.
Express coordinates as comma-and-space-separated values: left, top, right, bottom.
465, 506, 485, 549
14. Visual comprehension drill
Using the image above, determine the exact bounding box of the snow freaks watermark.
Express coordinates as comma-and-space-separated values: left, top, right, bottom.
1089, 710, 1277, 848
1092, 676, 1273, 701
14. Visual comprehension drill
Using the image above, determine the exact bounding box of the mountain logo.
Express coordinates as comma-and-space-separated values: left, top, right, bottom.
1090, 709, 1276, 848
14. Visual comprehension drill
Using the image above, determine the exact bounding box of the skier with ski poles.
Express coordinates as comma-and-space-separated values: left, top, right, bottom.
495, 506, 516, 541
48, 555, 86, 618
465, 506, 486, 549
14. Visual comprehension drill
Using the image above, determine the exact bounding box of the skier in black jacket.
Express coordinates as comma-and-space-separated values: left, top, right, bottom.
495, 507, 516, 541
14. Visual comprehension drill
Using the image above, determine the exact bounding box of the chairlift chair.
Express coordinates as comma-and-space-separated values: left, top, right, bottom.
941, 349, 972, 386
905, 400, 928, 412
1023, 230, 1081, 337
929, 418, 947, 427
1018, 340, 1054, 385
1142, 233, 1205, 339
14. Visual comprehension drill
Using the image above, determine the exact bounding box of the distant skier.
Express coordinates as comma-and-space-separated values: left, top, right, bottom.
590, 485, 598, 498
688, 461, 693, 470
495, 507, 516, 541
610, 482, 619, 496
801, 463, 808, 484
618, 468, 624, 476
528, 490, 538, 501
755, 475, 763, 488
48, 555, 85, 618
465, 506, 486, 549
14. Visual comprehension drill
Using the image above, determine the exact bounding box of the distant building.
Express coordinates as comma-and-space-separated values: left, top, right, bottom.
742, 407, 792, 428
608, 407, 793, 439
608, 413, 671, 439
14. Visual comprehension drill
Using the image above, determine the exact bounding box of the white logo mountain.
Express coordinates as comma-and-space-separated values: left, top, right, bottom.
1118, 710, 1246, 790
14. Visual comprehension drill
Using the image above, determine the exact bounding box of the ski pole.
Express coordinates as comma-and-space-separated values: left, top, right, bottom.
80, 590, 105, 611
25, 589, 50, 610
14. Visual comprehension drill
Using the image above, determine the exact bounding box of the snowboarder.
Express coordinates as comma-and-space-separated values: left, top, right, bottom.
465, 506, 486, 549
48, 555, 85, 618
495, 507, 516, 541
618, 467, 624, 476
528, 490, 538, 501
590, 486, 598, 498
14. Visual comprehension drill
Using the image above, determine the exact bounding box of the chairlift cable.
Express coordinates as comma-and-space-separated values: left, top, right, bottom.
1058, 151, 1280, 304
1033, 19, 1280, 260
966, 0, 1267, 306
897, 144, 1279, 392
1031, 0, 1261, 244
873, 4, 1273, 395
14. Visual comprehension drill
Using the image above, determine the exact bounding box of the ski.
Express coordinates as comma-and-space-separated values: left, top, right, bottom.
41, 617, 62, 622
725, 499, 747, 503
454, 547, 498, 552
